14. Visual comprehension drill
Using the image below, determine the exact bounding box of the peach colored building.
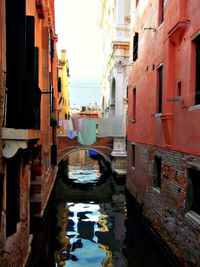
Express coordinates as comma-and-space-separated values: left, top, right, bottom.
0, 0, 59, 265
127, 0, 200, 265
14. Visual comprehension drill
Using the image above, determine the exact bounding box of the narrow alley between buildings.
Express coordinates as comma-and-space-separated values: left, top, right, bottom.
0, 0, 200, 266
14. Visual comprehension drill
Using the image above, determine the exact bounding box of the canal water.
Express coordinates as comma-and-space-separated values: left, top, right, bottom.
27, 150, 179, 267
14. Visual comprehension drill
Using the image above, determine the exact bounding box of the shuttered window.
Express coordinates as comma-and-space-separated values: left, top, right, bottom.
6, 0, 26, 128
133, 32, 138, 61
132, 144, 136, 167
158, 0, 165, 25
26, 16, 35, 77
157, 64, 163, 113
58, 77, 62, 92
34, 47, 39, 84
132, 88, 136, 121
154, 156, 162, 189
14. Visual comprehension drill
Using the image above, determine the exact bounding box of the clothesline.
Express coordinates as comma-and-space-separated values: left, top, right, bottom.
58, 116, 126, 145
58, 117, 97, 146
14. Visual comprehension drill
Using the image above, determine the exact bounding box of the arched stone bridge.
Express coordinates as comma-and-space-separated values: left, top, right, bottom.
57, 136, 113, 163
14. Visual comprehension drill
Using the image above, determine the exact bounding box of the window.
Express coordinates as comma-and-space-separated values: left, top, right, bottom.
158, 0, 165, 25
132, 144, 135, 167
0, 174, 3, 226
154, 156, 162, 188
132, 88, 136, 121
58, 77, 61, 92
157, 64, 163, 113
26, 16, 35, 77
34, 47, 39, 84
67, 67, 70, 77
177, 81, 182, 97
50, 83, 54, 113
133, 32, 138, 61
186, 168, 200, 215
49, 31, 54, 59
6, 0, 27, 129
194, 34, 200, 105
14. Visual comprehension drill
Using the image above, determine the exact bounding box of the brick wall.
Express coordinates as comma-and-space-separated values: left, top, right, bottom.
127, 141, 200, 266
0, 164, 31, 267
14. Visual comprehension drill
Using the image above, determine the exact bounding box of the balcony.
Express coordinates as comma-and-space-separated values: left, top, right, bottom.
2, 128, 41, 158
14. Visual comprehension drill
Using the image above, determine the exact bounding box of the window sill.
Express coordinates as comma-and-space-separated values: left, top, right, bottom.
154, 113, 162, 118
131, 166, 135, 171
131, 119, 136, 123
188, 104, 200, 111
185, 211, 200, 227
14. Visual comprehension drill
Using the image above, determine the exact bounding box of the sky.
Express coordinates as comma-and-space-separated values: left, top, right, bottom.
55, 0, 102, 108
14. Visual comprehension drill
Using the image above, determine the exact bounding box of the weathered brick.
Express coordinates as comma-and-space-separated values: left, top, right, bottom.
127, 141, 200, 266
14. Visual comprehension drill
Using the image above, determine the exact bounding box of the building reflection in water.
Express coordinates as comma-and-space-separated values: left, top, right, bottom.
54, 149, 127, 267
27, 150, 179, 267
55, 202, 121, 267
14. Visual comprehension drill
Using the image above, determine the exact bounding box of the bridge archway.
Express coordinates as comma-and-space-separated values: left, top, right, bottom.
58, 136, 113, 164
58, 147, 111, 164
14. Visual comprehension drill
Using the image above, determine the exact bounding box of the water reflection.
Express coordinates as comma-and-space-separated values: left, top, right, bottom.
54, 177, 127, 267
63, 203, 112, 266
58, 150, 109, 188
53, 149, 127, 266
27, 150, 179, 267
68, 167, 101, 184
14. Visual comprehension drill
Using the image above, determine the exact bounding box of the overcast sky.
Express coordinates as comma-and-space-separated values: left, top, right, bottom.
55, 0, 102, 108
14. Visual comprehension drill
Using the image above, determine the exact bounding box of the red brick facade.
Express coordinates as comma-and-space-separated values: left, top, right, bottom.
127, 142, 200, 264
127, 0, 200, 265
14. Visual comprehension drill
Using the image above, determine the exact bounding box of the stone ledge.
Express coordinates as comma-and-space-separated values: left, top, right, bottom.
2, 128, 41, 140
185, 211, 200, 227
152, 187, 161, 194
114, 168, 127, 175
111, 151, 127, 157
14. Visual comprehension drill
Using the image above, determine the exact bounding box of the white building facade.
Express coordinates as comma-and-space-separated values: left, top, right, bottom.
98, 0, 132, 177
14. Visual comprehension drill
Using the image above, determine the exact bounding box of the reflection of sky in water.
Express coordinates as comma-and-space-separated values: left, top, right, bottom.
63, 203, 112, 267
65, 240, 106, 267
68, 166, 101, 184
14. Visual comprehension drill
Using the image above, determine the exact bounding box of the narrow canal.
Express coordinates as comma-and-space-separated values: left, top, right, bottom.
27, 150, 179, 267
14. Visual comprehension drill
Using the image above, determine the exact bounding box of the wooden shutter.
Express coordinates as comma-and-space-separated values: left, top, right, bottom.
6, 0, 26, 128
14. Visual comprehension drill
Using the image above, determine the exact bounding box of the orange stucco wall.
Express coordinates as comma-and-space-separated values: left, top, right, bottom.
127, 2, 200, 264
0, 1, 59, 265
128, 0, 200, 156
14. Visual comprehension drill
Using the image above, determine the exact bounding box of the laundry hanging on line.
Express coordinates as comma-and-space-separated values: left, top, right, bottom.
77, 118, 97, 146
58, 119, 77, 139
